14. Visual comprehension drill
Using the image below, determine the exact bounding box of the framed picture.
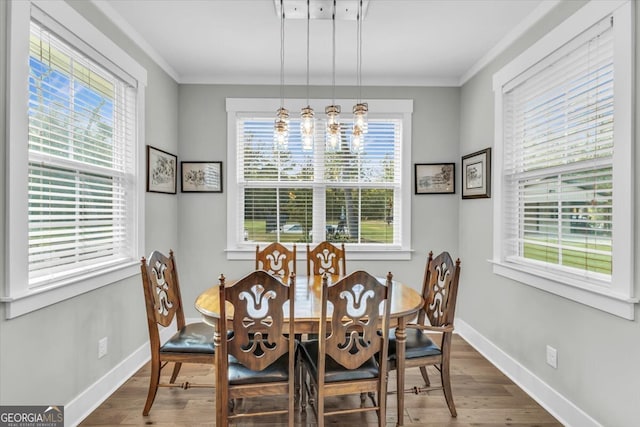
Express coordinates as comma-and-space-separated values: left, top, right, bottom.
415, 163, 455, 194
181, 161, 223, 193
146, 145, 177, 194
461, 148, 491, 199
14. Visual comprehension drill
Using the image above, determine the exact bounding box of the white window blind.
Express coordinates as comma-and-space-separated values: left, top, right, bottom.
237, 113, 402, 248
502, 16, 614, 279
27, 18, 136, 287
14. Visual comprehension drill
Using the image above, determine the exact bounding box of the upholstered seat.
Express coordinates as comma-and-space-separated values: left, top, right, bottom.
228, 353, 291, 385
160, 323, 215, 354
300, 340, 379, 382
387, 328, 442, 360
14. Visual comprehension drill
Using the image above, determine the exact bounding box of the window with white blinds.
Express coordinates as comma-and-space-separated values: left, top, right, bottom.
28, 19, 136, 286
5, 0, 146, 318
227, 98, 412, 258
502, 16, 614, 278
492, 0, 635, 318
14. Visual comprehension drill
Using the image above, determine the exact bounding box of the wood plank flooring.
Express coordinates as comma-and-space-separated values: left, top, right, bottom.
80, 335, 561, 426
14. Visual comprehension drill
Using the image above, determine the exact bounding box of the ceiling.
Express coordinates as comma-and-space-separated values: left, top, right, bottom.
94, 0, 555, 87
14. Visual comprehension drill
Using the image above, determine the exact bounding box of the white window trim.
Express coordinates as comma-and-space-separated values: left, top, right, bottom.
491, 0, 636, 319
225, 97, 413, 261
3, 0, 147, 318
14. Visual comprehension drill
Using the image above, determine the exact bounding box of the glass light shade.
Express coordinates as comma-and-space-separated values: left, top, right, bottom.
301, 106, 315, 150
353, 102, 368, 133
274, 107, 289, 149
325, 105, 341, 150
351, 125, 364, 153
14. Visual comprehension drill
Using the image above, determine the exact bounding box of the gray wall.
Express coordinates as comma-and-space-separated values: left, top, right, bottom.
458, 1, 640, 426
0, 0, 179, 407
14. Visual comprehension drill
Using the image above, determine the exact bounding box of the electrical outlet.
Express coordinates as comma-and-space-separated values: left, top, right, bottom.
546, 345, 557, 368
98, 337, 108, 359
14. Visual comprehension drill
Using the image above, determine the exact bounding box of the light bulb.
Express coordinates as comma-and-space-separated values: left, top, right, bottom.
301, 106, 315, 150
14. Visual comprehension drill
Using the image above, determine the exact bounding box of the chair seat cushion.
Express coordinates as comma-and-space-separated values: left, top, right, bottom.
387, 328, 441, 360
160, 322, 215, 354
300, 340, 379, 382
228, 353, 292, 385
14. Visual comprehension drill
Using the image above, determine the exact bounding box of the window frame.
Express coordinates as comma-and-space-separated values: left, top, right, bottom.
225, 97, 413, 260
491, 0, 636, 319
3, 0, 147, 318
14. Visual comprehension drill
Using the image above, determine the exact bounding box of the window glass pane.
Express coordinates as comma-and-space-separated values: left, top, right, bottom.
325, 188, 394, 244
244, 188, 312, 243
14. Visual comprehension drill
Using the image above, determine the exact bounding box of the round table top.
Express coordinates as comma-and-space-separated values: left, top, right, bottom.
195, 273, 423, 331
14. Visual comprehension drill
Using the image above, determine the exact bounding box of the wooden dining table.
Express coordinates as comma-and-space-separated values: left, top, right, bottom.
195, 273, 423, 426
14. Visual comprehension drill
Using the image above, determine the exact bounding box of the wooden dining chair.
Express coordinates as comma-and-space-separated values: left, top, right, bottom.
139, 250, 215, 416
387, 251, 462, 417
306, 241, 346, 276
255, 242, 296, 279
215, 270, 296, 427
300, 271, 393, 427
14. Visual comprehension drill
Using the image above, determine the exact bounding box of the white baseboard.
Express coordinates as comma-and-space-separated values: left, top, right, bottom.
64, 323, 183, 426
456, 318, 601, 427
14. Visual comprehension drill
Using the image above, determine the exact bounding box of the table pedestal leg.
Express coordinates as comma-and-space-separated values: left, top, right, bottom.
395, 317, 407, 426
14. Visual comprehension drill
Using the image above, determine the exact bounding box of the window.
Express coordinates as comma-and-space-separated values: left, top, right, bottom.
492, 1, 635, 319
226, 98, 413, 260
4, 0, 147, 318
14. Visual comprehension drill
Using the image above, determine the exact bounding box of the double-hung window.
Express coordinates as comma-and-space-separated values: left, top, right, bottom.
4, 0, 147, 318
492, 1, 635, 318
226, 98, 412, 260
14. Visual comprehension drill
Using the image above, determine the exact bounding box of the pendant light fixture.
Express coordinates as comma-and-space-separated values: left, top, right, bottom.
300, 0, 314, 150
274, 0, 289, 150
351, 0, 367, 153
325, 0, 341, 150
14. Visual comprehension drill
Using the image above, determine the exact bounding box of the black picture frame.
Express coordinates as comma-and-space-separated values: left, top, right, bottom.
461, 148, 491, 199
146, 145, 177, 194
181, 161, 223, 193
414, 163, 455, 194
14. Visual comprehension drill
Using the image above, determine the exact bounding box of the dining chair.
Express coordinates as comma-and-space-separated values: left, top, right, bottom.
387, 251, 462, 417
215, 270, 296, 427
300, 271, 393, 427
255, 242, 296, 279
139, 249, 215, 416
306, 241, 346, 276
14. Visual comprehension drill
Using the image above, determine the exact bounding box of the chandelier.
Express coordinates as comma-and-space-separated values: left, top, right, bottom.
274, 0, 369, 152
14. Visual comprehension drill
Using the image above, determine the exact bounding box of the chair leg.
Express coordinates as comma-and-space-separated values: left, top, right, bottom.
419, 366, 431, 386
169, 362, 182, 383
143, 357, 161, 416
440, 361, 457, 417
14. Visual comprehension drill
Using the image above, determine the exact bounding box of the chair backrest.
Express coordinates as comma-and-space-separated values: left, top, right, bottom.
218, 270, 295, 371
306, 241, 346, 276
418, 251, 461, 328
255, 242, 296, 279
140, 250, 186, 336
320, 270, 393, 370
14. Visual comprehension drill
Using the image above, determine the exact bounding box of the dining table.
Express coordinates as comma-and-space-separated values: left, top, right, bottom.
195, 273, 423, 426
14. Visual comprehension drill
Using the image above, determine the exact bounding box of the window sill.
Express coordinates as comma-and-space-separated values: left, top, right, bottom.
1, 261, 140, 319
490, 259, 638, 320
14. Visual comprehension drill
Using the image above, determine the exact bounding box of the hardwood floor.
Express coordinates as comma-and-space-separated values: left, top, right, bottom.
80, 335, 561, 426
